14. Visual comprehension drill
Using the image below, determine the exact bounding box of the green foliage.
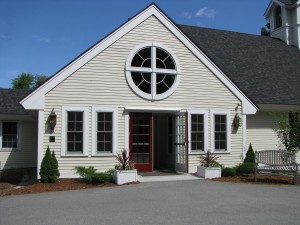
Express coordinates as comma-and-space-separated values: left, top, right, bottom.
236, 162, 255, 175
11, 73, 34, 89
244, 143, 255, 163
115, 149, 135, 170
39, 146, 60, 183
222, 167, 236, 177
274, 111, 300, 154
51, 150, 60, 178
199, 150, 220, 167
261, 21, 270, 36
11, 73, 48, 90
74, 166, 113, 184
34, 75, 48, 88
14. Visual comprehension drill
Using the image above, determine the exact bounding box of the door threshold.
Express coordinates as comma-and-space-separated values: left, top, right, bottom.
138, 170, 183, 177
137, 173, 202, 182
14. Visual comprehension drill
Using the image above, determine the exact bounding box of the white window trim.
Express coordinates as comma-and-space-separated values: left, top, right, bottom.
92, 107, 118, 156
210, 110, 231, 153
61, 106, 89, 156
125, 42, 181, 101
0, 121, 22, 151
188, 110, 208, 154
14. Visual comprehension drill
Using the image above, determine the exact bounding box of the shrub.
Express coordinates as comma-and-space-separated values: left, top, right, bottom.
236, 162, 255, 175
39, 146, 60, 183
199, 150, 220, 167
222, 167, 236, 177
244, 143, 255, 163
115, 149, 135, 170
75, 166, 113, 184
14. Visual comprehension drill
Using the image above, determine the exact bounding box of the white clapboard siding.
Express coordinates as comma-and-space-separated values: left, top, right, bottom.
246, 111, 284, 152
0, 120, 37, 169
44, 16, 243, 176
247, 112, 300, 164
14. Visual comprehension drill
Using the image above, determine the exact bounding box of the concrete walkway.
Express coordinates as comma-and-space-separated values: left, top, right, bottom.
1, 179, 299, 225
138, 173, 202, 182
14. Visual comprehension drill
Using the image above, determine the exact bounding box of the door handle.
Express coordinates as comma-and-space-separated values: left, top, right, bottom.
174, 142, 185, 146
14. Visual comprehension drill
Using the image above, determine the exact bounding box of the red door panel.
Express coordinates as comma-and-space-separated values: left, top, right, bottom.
129, 113, 152, 172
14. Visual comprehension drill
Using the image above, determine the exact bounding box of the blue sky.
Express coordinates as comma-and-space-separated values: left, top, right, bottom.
0, 0, 270, 88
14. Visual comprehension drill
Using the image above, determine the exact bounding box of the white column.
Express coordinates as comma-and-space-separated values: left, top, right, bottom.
242, 114, 247, 160
37, 110, 44, 179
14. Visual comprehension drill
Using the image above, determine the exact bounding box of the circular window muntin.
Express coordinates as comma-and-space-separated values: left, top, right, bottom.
126, 42, 181, 100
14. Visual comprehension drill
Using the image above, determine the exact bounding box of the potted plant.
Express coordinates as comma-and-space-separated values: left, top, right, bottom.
113, 149, 137, 185
197, 150, 221, 179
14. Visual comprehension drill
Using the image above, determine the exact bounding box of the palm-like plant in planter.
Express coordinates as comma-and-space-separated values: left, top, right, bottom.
113, 149, 137, 185
197, 150, 221, 179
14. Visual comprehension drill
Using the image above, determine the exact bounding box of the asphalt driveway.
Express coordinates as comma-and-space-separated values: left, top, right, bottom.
0, 180, 299, 225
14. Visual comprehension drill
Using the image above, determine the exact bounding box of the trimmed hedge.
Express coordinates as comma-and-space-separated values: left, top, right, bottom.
222, 167, 236, 177
236, 162, 255, 174
75, 166, 113, 184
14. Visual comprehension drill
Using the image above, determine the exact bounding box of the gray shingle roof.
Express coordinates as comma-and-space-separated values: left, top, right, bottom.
179, 24, 300, 105
278, 0, 297, 5
0, 89, 30, 114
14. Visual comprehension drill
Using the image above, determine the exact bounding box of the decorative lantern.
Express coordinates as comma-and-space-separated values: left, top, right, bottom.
233, 113, 241, 129
48, 109, 57, 134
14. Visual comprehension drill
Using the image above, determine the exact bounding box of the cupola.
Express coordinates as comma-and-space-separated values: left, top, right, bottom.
265, 0, 300, 49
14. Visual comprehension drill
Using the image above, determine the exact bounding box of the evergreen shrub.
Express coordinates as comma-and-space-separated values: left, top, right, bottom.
244, 143, 255, 163
39, 146, 60, 183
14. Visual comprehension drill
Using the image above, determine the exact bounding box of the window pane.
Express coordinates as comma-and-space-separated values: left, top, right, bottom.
68, 112, 75, 121
67, 111, 84, 153
191, 114, 204, 151
131, 47, 151, 68
2, 122, 18, 148
214, 115, 227, 151
156, 48, 175, 69
97, 112, 113, 153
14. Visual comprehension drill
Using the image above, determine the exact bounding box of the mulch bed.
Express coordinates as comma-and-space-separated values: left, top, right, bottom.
213, 174, 299, 185
0, 179, 125, 197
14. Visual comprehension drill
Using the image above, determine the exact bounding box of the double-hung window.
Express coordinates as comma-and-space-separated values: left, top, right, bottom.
189, 110, 208, 153
62, 107, 88, 156
92, 107, 117, 155
211, 111, 230, 152
0, 121, 21, 151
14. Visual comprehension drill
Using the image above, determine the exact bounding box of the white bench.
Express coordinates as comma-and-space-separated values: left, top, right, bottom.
254, 150, 298, 185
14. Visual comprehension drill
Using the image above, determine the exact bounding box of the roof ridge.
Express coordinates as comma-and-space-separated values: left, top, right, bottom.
178, 24, 265, 38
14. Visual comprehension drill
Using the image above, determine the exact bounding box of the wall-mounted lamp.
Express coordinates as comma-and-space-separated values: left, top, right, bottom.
233, 113, 241, 129
48, 109, 57, 134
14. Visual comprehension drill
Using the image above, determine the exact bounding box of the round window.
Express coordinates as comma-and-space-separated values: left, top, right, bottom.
126, 43, 180, 100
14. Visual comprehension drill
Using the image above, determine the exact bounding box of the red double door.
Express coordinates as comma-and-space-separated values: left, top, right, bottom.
129, 113, 152, 172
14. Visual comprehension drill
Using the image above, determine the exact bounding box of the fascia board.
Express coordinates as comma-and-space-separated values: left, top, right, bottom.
21, 4, 258, 114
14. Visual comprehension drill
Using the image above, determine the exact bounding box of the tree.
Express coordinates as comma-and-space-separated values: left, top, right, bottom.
11, 73, 48, 90
39, 146, 60, 183
261, 21, 270, 36
11, 73, 34, 89
244, 143, 255, 163
33, 75, 48, 88
274, 111, 300, 155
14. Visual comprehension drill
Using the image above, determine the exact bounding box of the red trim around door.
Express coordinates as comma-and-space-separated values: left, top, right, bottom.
129, 113, 152, 172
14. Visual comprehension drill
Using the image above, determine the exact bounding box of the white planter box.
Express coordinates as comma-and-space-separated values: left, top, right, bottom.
113, 169, 137, 185
197, 166, 221, 179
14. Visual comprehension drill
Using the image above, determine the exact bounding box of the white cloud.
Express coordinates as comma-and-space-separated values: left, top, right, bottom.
181, 11, 193, 19
195, 7, 216, 19
33, 35, 50, 43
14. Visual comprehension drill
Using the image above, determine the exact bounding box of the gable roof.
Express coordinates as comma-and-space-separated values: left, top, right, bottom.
278, 0, 297, 5
179, 25, 300, 105
20, 3, 258, 114
0, 89, 30, 115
